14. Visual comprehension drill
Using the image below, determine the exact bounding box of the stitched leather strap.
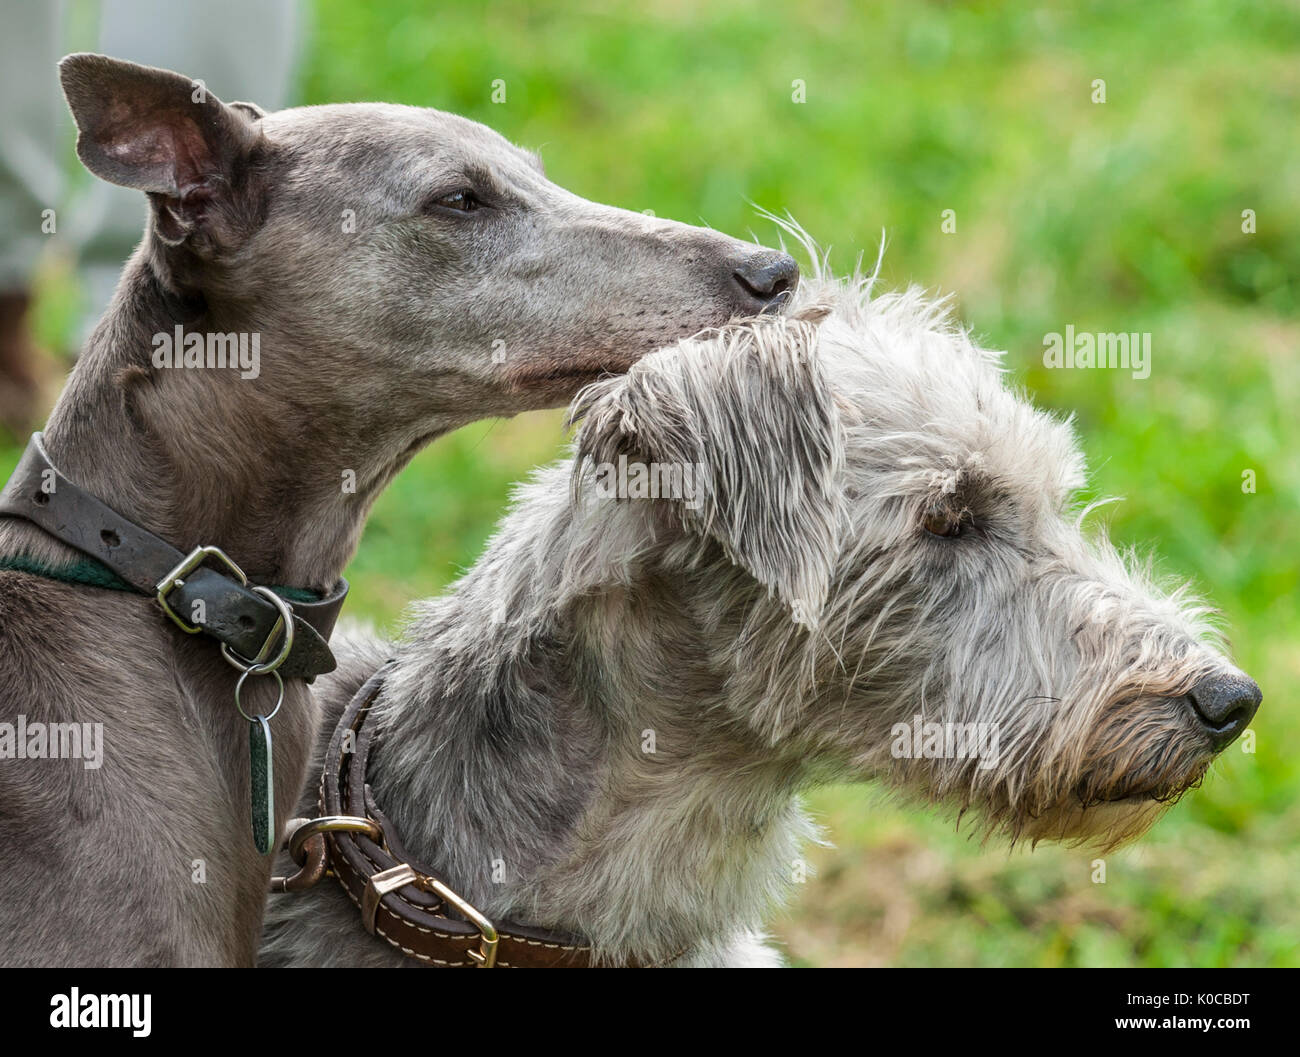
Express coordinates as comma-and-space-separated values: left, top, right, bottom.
0, 433, 347, 679
322, 666, 660, 967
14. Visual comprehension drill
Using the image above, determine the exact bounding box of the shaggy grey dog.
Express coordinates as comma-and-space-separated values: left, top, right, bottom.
262, 267, 1260, 968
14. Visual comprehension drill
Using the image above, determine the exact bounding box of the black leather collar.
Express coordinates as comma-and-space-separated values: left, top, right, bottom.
0, 432, 347, 680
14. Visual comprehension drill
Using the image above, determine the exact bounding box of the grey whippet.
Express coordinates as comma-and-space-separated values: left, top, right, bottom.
0, 53, 796, 967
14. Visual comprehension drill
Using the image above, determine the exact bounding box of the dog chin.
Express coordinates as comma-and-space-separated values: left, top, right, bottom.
500, 353, 638, 405
1009, 797, 1168, 850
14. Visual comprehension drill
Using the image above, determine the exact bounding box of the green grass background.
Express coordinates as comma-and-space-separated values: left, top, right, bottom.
15, 0, 1298, 965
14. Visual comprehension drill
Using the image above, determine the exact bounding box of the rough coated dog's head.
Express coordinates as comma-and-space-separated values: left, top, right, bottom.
58, 53, 797, 422
571, 268, 1260, 851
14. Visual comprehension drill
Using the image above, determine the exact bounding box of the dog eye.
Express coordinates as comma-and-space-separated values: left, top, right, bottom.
427, 190, 482, 213
922, 511, 966, 538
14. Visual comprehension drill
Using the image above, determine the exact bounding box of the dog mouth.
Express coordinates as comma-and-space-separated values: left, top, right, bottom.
502, 291, 799, 396
501, 296, 798, 399
1073, 762, 1211, 809
504, 356, 636, 393
500, 330, 699, 393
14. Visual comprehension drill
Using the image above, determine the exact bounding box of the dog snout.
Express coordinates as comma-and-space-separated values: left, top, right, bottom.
732, 250, 800, 313
1185, 671, 1261, 750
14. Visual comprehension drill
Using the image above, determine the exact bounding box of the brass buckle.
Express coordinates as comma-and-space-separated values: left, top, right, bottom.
155, 545, 248, 633
361, 863, 500, 967
416, 873, 500, 968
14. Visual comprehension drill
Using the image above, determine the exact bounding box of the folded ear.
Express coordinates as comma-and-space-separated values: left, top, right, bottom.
59, 53, 265, 247
572, 319, 846, 626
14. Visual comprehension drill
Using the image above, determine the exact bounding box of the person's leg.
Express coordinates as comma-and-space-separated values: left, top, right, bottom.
0, 0, 66, 434
73, 0, 304, 340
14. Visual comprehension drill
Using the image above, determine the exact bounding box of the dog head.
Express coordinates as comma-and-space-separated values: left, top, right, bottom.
58, 53, 796, 423
571, 270, 1259, 850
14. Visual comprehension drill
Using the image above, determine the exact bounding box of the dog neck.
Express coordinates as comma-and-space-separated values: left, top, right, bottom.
0, 252, 448, 590
368, 468, 814, 966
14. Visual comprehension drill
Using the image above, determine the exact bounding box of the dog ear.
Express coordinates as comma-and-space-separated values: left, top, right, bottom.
573, 319, 846, 626
59, 53, 264, 247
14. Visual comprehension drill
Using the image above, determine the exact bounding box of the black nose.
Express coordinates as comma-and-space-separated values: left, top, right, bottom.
733, 251, 799, 312
1185, 672, 1261, 751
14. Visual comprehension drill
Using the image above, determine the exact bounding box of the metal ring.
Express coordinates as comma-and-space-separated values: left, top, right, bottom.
234, 667, 284, 723
221, 586, 296, 675
287, 815, 383, 863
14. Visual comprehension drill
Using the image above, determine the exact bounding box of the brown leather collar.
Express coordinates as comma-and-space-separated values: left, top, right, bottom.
320, 664, 672, 967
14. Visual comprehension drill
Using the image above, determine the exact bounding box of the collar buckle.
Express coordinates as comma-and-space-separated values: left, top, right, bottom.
415, 872, 500, 967
155, 544, 248, 633
361, 861, 500, 967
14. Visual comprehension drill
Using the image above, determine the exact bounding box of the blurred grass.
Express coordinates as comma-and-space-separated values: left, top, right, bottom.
15, 0, 1299, 966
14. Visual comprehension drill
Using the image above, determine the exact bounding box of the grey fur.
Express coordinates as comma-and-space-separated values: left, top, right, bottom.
0, 53, 796, 967
262, 260, 1260, 968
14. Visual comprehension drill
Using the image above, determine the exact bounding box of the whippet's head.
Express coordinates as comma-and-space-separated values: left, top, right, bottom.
59, 53, 797, 424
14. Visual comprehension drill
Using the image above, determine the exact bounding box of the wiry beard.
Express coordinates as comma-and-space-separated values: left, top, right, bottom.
864, 676, 1222, 852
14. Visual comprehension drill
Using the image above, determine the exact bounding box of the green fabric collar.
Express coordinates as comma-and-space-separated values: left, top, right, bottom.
0, 553, 322, 604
